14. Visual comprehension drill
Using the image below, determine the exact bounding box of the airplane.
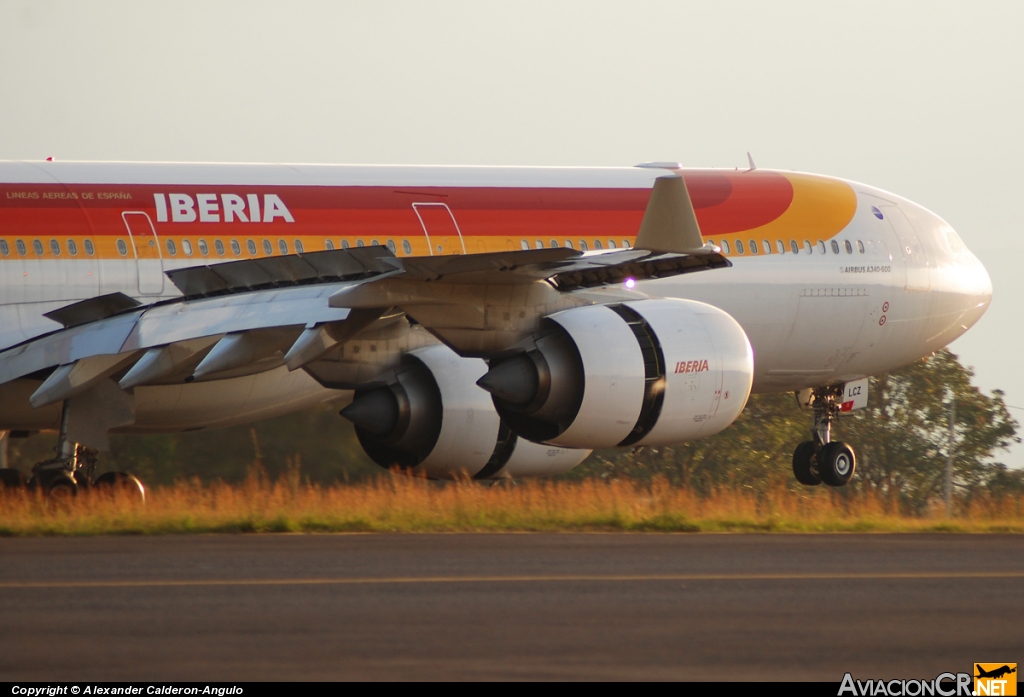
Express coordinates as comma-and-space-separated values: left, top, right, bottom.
0, 159, 992, 497
976, 666, 1017, 680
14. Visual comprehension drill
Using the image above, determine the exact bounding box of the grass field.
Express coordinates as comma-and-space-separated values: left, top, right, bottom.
2, 472, 1023, 535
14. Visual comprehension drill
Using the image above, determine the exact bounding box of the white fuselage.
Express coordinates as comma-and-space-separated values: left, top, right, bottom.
0, 162, 992, 434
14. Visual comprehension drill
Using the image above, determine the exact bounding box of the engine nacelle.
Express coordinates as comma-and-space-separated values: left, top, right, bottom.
478, 299, 754, 449
340, 344, 590, 479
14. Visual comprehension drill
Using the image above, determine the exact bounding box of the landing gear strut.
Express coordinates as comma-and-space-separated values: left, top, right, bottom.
792, 386, 856, 487
22, 402, 146, 502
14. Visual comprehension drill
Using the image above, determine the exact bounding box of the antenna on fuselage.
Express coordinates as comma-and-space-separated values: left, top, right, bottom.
746, 152, 757, 171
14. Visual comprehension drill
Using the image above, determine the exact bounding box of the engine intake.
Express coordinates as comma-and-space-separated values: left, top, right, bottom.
341, 345, 589, 479
477, 299, 754, 449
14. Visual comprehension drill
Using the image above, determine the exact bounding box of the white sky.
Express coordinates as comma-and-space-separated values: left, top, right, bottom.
2, 0, 1022, 466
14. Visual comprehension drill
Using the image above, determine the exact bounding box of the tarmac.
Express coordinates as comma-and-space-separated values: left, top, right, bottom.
1, 533, 1021, 680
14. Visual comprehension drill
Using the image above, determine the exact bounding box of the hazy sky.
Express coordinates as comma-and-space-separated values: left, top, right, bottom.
2, 1, 1022, 466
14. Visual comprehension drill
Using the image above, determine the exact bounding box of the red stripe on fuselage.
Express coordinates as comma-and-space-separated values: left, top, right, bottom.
0, 172, 794, 240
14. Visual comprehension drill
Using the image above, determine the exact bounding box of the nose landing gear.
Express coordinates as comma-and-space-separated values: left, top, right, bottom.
792, 386, 856, 487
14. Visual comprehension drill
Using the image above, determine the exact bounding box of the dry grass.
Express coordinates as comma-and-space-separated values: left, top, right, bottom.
2, 472, 1022, 536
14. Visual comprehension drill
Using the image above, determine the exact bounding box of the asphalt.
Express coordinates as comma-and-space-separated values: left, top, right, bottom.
0, 534, 1021, 681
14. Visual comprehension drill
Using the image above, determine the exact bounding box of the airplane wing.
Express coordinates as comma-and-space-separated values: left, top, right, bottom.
0, 175, 728, 448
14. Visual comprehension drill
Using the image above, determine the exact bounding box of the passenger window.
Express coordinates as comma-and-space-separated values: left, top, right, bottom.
817, 241, 826, 254
342, 240, 351, 250
295, 240, 304, 253
83, 239, 94, 256
262, 239, 273, 255
0, 240, 8, 256
721, 239, 731, 254
356, 239, 365, 248
622, 240, 630, 248
535, 240, 544, 249
776, 240, 785, 254
580, 240, 589, 251
182, 240, 193, 256
324, 240, 335, 251
214, 240, 225, 256
402, 240, 412, 255
857, 240, 865, 253
50, 239, 60, 256
247, 240, 257, 255
790, 240, 799, 254
749, 240, 758, 255
198, 240, 209, 255
387, 240, 397, 253
831, 240, 840, 254
33, 240, 44, 256
521, 240, 530, 250
564, 239, 574, 249
803, 240, 812, 254
550, 239, 558, 248
166, 239, 177, 256
116, 239, 128, 256
844, 240, 853, 254
763, 240, 772, 254
735, 240, 745, 254
370, 239, 380, 247
67, 239, 78, 256
230, 240, 241, 255
594, 240, 603, 250
608, 240, 617, 249
16, 240, 27, 256
278, 239, 289, 254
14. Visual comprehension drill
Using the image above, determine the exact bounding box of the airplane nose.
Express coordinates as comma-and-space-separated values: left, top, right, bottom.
951, 235, 992, 326
979, 252, 994, 304
966, 245, 993, 308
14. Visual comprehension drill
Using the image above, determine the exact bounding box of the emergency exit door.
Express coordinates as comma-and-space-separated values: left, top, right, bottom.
412, 202, 466, 255
122, 211, 164, 295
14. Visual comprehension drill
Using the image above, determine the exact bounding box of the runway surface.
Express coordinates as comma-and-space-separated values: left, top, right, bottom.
1, 534, 1021, 681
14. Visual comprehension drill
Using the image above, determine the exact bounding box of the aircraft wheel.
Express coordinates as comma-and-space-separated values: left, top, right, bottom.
44, 472, 78, 499
93, 471, 146, 504
0, 468, 28, 489
819, 442, 856, 487
792, 441, 821, 486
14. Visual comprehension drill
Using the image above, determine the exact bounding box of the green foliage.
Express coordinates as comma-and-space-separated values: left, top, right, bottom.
833, 350, 1019, 509
1, 350, 1018, 510
4, 404, 381, 486
566, 350, 1020, 508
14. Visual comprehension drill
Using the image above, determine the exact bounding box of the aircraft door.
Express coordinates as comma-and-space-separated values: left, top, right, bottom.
121, 211, 164, 295
412, 202, 466, 255
780, 292, 869, 373
878, 204, 930, 291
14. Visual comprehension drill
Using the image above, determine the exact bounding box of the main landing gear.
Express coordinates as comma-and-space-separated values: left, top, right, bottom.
792, 386, 856, 487
0, 403, 146, 502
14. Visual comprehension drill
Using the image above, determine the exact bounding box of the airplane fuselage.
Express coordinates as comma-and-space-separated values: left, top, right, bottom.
0, 162, 992, 435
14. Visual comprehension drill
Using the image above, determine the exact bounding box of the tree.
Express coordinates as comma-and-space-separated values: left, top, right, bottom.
2, 351, 1017, 502
567, 350, 1019, 507
835, 350, 1018, 509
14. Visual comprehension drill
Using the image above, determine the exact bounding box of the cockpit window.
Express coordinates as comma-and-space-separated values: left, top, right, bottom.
944, 226, 967, 255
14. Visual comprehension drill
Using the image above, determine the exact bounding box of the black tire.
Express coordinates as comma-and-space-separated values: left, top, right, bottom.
0, 468, 28, 489
93, 471, 146, 503
792, 441, 822, 486
819, 441, 856, 487
45, 474, 79, 500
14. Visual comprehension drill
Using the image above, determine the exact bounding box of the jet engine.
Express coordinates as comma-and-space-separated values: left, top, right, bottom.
340, 344, 590, 479
477, 299, 754, 449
